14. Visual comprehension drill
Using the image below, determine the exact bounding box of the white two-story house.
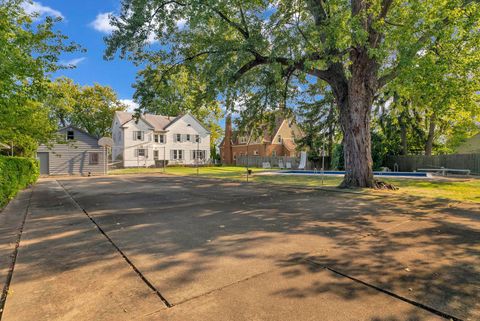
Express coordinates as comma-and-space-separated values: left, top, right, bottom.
112, 111, 210, 167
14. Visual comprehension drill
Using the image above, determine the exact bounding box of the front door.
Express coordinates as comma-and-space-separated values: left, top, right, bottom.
37, 152, 49, 175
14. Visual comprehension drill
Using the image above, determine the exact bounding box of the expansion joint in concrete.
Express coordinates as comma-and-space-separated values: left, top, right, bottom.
304, 258, 462, 321
56, 181, 173, 308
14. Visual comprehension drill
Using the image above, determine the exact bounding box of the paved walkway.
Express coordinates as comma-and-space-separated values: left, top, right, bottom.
1, 175, 479, 320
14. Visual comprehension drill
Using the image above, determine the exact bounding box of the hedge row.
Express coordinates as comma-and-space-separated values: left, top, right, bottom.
0, 156, 39, 208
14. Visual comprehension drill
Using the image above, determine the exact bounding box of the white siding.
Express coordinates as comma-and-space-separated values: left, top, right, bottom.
111, 113, 211, 167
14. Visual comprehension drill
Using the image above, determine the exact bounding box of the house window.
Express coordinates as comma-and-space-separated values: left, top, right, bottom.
195, 135, 201, 143
154, 134, 165, 143
193, 150, 205, 160
277, 135, 282, 143
67, 130, 75, 140
89, 152, 99, 165
133, 131, 144, 141
253, 150, 259, 155
135, 148, 147, 157
186, 134, 191, 142
272, 150, 277, 157
153, 150, 159, 160
176, 134, 182, 142
233, 153, 237, 161
239, 136, 247, 144
172, 149, 183, 160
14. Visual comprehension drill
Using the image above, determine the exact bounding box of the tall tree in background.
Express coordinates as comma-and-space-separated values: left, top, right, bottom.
47, 78, 126, 138
0, 0, 78, 156
70, 84, 126, 138
134, 65, 222, 154
104, 0, 480, 188
297, 88, 338, 167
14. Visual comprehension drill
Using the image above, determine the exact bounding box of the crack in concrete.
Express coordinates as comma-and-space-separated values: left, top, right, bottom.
56, 180, 173, 308
171, 268, 277, 308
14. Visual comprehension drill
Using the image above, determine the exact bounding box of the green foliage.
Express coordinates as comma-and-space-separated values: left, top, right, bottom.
331, 144, 344, 170
297, 88, 339, 163
370, 131, 389, 170
103, 0, 480, 187
0, 0, 80, 155
47, 78, 126, 138
0, 156, 39, 207
134, 65, 223, 148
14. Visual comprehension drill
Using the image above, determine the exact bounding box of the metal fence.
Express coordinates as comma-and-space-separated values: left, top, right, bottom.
385, 154, 480, 175
236, 155, 331, 169
236, 155, 299, 168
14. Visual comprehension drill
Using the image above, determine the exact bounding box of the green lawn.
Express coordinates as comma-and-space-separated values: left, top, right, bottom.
109, 166, 480, 203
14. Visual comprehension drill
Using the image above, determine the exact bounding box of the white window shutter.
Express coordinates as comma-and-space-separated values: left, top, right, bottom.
145, 149, 149, 158
134, 149, 138, 157
133, 131, 136, 140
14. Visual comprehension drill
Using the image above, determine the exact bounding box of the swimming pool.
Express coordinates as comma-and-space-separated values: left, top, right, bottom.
280, 170, 430, 177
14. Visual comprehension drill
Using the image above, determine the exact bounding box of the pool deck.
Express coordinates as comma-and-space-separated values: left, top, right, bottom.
259, 170, 433, 179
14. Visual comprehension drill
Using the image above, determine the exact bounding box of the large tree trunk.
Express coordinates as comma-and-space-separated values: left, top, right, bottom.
425, 114, 436, 156
338, 95, 375, 188
336, 49, 377, 188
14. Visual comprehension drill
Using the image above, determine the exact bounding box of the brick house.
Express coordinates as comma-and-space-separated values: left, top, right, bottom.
219, 115, 303, 165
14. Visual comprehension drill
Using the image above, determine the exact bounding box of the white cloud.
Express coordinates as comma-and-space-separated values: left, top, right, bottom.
90, 12, 158, 44
120, 99, 139, 112
176, 18, 187, 29
60, 57, 86, 67
90, 12, 116, 33
23, 1, 64, 20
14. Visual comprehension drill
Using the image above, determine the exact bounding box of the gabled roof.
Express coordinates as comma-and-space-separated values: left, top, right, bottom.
57, 126, 99, 140
226, 117, 293, 145
115, 111, 175, 131
162, 113, 211, 134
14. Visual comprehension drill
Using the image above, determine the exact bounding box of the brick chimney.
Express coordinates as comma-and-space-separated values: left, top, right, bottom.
223, 114, 233, 164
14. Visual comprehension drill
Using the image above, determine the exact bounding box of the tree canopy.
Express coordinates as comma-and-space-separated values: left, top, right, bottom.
47, 78, 127, 138
0, 0, 79, 156
104, 0, 480, 188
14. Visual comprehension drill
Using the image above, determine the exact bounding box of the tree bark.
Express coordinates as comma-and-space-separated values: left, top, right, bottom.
338, 96, 375, 188
425, 113, 436, 156
335, 49, 377, 188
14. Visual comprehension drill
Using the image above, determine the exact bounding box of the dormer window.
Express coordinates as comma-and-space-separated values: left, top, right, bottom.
277, 135, 282, 143
67, 130, 74, 140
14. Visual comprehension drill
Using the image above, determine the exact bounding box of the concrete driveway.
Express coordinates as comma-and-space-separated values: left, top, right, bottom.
1, 175, 479, 321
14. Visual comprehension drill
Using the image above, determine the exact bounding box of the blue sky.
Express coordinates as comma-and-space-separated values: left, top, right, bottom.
25, 1, 141, 109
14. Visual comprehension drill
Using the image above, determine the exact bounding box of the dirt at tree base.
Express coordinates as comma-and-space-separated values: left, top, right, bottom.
374, 180, 399, 190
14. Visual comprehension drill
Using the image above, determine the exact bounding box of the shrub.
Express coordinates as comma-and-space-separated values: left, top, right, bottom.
0, 156, 39, 208
331, 144, 344, 170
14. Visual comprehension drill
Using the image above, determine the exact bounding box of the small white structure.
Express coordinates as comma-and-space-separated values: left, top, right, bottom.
111, 111, 210, 167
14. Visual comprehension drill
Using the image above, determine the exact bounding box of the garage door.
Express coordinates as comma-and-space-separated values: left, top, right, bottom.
37, 152, 49, 175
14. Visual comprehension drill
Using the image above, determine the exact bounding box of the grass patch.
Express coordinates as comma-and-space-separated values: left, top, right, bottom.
109, 166, 480, 203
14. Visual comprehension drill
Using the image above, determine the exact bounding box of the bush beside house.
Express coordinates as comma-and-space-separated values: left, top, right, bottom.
0, 156, 39, 208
